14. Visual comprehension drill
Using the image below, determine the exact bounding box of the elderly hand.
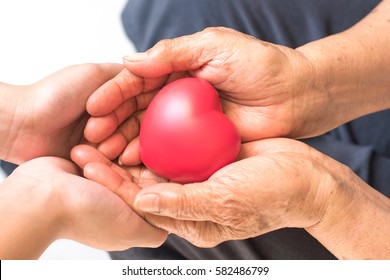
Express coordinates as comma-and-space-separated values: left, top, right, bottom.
73, 138, 337, 246
1, 63, 122, 164
130, 138, 338, 247
83, 27, 320, 165
0, 156, 167, 259
84, 18, 390, 166
73, 138, 390, 259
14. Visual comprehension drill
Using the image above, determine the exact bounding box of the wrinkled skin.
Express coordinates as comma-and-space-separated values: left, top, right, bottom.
72, 139, 337, 248
83, 27, 321, 166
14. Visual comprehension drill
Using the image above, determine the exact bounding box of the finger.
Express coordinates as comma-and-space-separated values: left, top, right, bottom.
94, 113, 141, 159
133, 181, 230, 223
72, 144, 133, 178
86, 68, 167, 117
86, 69, 139, 116
141, 214, 225, 248
119, 136, 142, 166
71, 144, 111, 169
84, 92, 153, 144
117, 110, 145, 166
96, 131, 128, 160
74, 159, 168, 248
71, 144, 129, 178
93, 109, 145, 161
83, 162, 141, 205
125, 165, 168, 188
84, 97, 137, 143
123, 31, 214, 79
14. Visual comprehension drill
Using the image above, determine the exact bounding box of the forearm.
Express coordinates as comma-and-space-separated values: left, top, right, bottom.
297, 0, 390, 129
0, 214, 57, 260
306, 164, 390, 259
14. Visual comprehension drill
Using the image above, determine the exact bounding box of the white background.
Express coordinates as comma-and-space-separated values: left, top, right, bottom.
0, 0, 134, 84
0, 0, 135, 259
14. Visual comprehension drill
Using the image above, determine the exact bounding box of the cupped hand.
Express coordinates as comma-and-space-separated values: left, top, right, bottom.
3, 63, 122, 164
83, 27, 329, 165
72, 138, 341, 248
0, 156, 167, 259
130, 138, 340, 247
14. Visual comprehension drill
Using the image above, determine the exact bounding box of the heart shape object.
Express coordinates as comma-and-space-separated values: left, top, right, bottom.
139, 77, 241, 183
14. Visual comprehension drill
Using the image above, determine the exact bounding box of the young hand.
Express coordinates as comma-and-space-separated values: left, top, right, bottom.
0, 156, 167, 259
1, 63, 122, 163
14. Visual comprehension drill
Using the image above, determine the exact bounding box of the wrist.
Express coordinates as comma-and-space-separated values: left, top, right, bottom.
304, 160, 354, 229
0, 83, 27, 162
286, 151, 341, 229
305, 161, 390, 259
48, 183, 76, 242
282, 47, 330, 138
295, 2, 390, 133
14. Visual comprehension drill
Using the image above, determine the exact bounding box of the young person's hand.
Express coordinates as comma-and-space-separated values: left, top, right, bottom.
1, 63, 122, 163
0, 156, 167, 259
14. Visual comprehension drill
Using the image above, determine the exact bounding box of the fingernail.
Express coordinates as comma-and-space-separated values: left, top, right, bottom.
134, 194, 160, 213
123, 52, 148, 62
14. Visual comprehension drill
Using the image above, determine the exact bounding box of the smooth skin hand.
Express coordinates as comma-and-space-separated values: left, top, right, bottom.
72, 139, 390, 260
0, 63, 169, 259
0, 63, 123, 164
0, 157, 167, 259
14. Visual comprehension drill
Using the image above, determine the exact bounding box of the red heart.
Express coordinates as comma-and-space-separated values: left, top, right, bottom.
139, 78, 241, 183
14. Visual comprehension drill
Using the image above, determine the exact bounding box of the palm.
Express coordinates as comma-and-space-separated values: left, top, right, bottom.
10, 156, 167, 250
125, 139, 328, 248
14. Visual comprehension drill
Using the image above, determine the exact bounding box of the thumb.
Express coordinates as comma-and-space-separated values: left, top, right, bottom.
123, 29, 217, 79
133, 181, 225, 222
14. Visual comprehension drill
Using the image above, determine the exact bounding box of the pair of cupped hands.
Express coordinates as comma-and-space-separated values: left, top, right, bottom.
6, 27, 349, 252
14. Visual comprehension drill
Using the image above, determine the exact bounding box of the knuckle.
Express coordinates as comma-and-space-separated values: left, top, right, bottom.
201, 26, 228, 37
80, 63, 107, 78
151, 38, 175, 54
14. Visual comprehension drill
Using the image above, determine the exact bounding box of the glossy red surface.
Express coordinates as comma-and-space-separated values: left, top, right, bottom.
140, 78, 241, 183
